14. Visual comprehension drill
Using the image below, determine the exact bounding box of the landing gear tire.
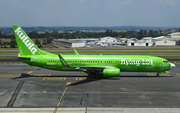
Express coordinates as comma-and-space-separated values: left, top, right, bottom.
156, 73, 160, 77
88, 71, 95, 78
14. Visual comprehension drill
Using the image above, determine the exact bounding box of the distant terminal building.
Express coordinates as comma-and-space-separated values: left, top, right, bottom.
100, 37, 117, 43
54, 39, 86, 48
154, 36, 176, 46
119, 38, 127, 45
167, 32, 180, 40
127, 37, 153, 47
177, 40, 180, 46
69, 39, 99, 45
99, 37, 117, 47
108, 42, 122, 47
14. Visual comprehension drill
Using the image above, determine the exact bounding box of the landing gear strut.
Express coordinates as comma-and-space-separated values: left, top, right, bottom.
156, 73, 160, 77
87, 71, 96, 78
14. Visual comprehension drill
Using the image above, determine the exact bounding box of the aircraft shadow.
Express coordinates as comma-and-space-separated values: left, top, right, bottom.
11, 73, 88, 79
11, 73, 171, 86
120, 75, 171, 77
12, 73, 171, 79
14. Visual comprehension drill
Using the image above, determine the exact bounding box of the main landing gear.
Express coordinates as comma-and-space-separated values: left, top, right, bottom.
156, 73, 160, 77
88, 71, 102, 78
87, 71, 96, 78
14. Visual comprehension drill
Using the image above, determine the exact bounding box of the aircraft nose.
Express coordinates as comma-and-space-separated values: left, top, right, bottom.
171, 63, 176, 69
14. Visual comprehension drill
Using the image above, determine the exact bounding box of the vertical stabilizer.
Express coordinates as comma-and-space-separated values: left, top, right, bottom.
13, 25, 52, 56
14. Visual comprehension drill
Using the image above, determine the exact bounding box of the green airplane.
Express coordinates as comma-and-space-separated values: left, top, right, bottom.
12, 25, 175, 77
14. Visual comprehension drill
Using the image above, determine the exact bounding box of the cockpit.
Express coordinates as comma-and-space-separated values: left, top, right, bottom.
163, 61, 168, 63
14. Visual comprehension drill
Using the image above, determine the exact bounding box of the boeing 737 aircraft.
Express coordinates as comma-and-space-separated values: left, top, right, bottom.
13, 25, 175, 77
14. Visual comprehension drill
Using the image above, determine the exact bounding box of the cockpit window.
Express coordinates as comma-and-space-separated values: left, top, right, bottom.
163, 61, 168, 63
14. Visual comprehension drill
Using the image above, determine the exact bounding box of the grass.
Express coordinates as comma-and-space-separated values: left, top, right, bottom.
0, 56, 17, 59
0, 47, 179, 60
0, 50, 180, 54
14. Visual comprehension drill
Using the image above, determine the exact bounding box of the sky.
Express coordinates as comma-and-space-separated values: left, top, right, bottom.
0, 0, 180, 27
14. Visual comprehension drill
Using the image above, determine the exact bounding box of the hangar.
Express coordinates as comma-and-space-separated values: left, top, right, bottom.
127, 38, 153, 47
54, 39, 86, 48
154, 36, 176, 46
100, 37, 117, 43
108, 42, 122, 47
167, 32, 180, 40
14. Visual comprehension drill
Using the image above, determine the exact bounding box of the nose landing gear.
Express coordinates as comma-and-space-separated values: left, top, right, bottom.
156, 73, 160, 77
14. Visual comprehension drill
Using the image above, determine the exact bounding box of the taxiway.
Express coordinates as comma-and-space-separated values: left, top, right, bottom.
0, 63, 180, 113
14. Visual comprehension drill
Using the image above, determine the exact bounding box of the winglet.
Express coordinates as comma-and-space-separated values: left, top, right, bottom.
74, 49, 79, 55
58, 54, 70, 67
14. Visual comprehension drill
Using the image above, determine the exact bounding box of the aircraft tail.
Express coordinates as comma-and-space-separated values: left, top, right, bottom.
13, 25, 52, 56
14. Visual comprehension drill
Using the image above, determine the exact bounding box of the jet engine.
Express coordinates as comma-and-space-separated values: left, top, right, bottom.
103, 68, 120, 77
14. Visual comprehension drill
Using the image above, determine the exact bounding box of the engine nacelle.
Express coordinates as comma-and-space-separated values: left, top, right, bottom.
103, 68, 120, 77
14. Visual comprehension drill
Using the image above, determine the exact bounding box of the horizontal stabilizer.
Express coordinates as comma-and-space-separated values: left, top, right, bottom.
17, 57, 31, 60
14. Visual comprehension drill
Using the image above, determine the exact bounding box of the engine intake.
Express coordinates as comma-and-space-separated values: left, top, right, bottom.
103, 68, 120, 77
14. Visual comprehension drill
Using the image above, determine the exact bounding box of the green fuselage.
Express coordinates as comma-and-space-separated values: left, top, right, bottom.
19, 54, 171, 73
13, 25, 174, 77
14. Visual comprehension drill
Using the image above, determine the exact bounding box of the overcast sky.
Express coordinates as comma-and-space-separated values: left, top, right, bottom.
0, 0, 180, 27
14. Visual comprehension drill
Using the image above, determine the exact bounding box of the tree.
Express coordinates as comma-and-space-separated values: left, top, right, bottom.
42, 39, 47, 45
47, 36, 54, 43
35, 38, 40, 45
136, 30, 143, 39
10, 39, 16, 48
0, 31, 2, 38
143, 30, 147, 37
105, 29, 110, 36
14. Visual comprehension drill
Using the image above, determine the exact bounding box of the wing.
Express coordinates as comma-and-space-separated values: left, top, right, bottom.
58, 54, 114, 72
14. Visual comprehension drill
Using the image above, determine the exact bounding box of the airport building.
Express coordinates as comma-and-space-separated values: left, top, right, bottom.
99, 37, 117, 47
154, 36, 176, 46
127, 40, 153, 46
127, 38, 153, 47
69, 39, 99, 44
119, 38, 127, 45
100, 37, 117, 43
167, 32, 180, 40
54, 39, 86, 48
108, 42, 122, 47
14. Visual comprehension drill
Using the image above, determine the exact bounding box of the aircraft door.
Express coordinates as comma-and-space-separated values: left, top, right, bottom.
39, 58, 43, 66
152, 58, 159, 70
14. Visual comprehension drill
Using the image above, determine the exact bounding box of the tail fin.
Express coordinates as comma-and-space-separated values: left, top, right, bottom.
13, 25, 52, 56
